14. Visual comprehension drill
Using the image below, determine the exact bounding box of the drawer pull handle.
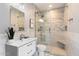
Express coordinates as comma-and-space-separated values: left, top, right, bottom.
27, 43, 32, 46
27, 50, 32, 54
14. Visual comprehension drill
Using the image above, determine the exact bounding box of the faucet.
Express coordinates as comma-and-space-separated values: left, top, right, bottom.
20, 34, 24, 40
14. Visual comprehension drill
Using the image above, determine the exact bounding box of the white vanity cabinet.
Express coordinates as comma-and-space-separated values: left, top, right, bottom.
5, 38, 37, 56
19, 40, 36, 56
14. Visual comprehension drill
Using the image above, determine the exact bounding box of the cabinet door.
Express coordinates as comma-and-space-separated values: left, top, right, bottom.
19, 40, 36, 56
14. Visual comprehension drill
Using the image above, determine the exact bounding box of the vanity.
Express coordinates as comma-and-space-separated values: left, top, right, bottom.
5, 38, 37, 56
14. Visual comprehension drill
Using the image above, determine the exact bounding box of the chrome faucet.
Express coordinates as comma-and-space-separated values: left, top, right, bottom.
20, 34, 24, 40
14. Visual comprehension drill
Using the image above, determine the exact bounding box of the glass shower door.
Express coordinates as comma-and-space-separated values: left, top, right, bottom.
35, 13, 51, 45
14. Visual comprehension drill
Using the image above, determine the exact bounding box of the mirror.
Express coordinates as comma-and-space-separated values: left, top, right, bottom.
10, 6, 25, 31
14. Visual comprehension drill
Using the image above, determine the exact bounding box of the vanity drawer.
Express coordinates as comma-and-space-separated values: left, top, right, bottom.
26, 41, 36, 55
19, 40, 36, 56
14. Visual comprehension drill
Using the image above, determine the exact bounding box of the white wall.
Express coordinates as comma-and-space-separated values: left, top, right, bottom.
25, 4, 37, 37
65, 32, 79, 56
0, 3, 10, 56
67, 4, 79, 33
0, 4, 10, 33
64, 3, 79, 56
64, 4, 68, 25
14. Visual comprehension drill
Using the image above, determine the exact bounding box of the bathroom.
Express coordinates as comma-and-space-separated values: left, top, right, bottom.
0, 3, 79, 56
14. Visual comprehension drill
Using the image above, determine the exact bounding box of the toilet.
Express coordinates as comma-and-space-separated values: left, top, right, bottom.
37, 44, 47, 56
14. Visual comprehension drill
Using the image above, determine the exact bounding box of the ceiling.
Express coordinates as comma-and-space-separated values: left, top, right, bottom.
34, 3, 65, 11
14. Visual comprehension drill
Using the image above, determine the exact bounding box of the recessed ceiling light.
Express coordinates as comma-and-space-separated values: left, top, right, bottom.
49, 5, 52, 8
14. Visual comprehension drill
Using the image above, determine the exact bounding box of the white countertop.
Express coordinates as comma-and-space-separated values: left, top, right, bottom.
6, 38, 37, 47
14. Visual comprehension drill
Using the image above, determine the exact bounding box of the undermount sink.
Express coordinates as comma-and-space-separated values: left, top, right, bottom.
7, 40, 22, 46
8, 39, 21, 44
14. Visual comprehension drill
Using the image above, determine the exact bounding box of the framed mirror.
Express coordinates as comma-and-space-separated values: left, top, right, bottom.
10, 6, 25, 31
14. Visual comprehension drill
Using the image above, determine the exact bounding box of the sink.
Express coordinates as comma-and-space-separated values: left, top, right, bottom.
7, 38, 36, 47
8, 40, 21, 44
7, 40, 22, 46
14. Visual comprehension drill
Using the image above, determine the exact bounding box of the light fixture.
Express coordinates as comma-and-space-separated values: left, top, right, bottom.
39, 19, 44, 23
49, 4, 52, 8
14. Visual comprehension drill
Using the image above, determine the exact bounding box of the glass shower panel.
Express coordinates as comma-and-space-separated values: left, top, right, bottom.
35, 13, 51, 44
43, 18, 51, 45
